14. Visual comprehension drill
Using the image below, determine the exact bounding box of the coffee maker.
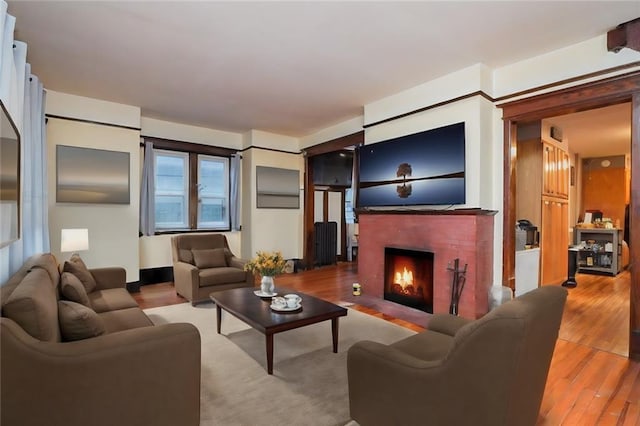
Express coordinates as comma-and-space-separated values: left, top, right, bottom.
516, 219, 539, 250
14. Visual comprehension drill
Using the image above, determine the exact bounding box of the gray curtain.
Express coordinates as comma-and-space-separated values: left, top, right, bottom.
230, 153, 241, 231
139, 141, 155, 236
0, 3, 49, 282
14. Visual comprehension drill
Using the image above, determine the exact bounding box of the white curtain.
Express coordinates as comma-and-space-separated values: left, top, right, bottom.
0, 1, 49, 283
230, 153, 241, 231
139, 141, 155, 236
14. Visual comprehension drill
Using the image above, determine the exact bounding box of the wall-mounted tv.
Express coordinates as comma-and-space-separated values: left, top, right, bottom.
357, 122, 465, 207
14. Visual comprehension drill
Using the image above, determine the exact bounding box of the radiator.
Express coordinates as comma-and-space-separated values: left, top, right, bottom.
314, 221, 337, 266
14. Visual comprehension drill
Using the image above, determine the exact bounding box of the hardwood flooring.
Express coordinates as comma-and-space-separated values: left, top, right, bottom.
133, 263, 639, 425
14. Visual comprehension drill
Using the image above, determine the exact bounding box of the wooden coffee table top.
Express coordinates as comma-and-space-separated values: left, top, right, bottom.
209, 286, 347, 334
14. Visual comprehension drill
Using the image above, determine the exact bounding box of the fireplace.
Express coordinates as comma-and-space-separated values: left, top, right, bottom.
384, 247, 434, 313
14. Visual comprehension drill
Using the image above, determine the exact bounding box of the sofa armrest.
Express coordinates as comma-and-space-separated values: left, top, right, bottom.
1, 318, 201, 426
90, 267, 126, 290
427, 313, 472, 336
173, 261, 199, 301
228, 255, 246, 269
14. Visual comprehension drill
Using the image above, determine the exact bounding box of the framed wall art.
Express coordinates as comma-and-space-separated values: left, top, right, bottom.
56, 145, 130, 204
256, 166, 300, 209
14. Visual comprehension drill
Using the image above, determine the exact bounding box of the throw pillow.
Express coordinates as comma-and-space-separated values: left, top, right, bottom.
179, 249, 194, 265
58, 300, 106, 341
62, 254, 97, 293
60, 272, 91, 307
192, 248, 227, 269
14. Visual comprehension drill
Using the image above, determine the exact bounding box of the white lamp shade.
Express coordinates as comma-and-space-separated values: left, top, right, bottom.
61, 228, 89, 253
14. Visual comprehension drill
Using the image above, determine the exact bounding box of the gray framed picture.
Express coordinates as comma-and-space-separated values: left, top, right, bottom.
256, 166, 300, 209
56, 145, 130, 204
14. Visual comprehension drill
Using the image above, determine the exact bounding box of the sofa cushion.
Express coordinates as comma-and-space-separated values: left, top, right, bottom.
88, 288, 139, 313
179, 249, 195, 265
98, 307, 154, 333
60, 272, 91, 307
62, 254, 97, 293
390, 329, 455, 362
2, 268, 61, 342
1, 253, 60, 311
198, 267, 247, 287
192, 248, 227, 269
58, 300, 106, 341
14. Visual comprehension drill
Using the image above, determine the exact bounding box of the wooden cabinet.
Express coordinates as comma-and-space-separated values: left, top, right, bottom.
517, 131, 570, 286
542, 142, 569, 199
540, 199, 569, 284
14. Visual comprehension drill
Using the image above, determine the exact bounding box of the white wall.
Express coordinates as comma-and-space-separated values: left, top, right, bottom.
141, 117, 243, 149
241, 130, 304, 260
300, 115, 364, 149
46, 91, 141, 281
365, 64, 493, 125
494, 35, 640, 99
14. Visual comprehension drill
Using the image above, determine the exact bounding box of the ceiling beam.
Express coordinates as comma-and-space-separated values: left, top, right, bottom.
608, 17, 640, 53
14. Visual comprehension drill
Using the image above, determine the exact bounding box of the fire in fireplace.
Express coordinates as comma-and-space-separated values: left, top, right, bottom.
384, 247, 434, 313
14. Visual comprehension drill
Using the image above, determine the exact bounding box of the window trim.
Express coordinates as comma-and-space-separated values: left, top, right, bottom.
145, 136, 236, 234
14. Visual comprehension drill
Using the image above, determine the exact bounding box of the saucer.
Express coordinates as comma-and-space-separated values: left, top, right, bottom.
270, 303, 302, 312
254, 290, 277, 298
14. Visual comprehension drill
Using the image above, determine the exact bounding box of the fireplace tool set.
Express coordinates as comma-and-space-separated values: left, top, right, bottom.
447, 258, 468, 316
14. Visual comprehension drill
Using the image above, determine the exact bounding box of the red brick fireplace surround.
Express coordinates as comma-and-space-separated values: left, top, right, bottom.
357, 209, 496, 319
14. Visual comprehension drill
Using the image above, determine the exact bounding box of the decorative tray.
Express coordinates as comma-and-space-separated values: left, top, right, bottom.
254, 290, 277, 298
270, 303, 302, 312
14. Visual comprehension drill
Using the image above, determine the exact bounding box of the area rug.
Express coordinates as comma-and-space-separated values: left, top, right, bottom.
144, 302, 415, 426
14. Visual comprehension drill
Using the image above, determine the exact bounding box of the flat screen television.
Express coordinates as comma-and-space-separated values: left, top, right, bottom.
357, 122, 465, 207
312, 150, 353, 187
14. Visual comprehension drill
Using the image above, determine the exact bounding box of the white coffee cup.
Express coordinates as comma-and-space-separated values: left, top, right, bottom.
272, 296, 286, 308
284, 294, 302, 308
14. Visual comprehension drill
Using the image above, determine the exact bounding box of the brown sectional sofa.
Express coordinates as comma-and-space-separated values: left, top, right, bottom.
1, 253, 201, 426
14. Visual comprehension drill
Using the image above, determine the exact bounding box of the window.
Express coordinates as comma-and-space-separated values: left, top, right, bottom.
155, 150, 189, 229
154, 149, 230, 231
197, 155, 229, 229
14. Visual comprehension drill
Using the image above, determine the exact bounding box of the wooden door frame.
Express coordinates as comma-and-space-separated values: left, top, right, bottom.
302, 131, 364, 268
499, 71, 640, 359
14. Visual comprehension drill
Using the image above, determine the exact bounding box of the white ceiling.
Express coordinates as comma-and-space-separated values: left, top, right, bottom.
548, 103, 631, 159
7, 1, 640, 141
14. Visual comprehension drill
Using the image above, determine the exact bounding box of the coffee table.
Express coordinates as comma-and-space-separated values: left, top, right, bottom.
209, 287, 348, 374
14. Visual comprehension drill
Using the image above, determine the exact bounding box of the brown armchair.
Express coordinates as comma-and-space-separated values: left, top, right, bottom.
171, 233, 255, 306
347, 286, 567, 426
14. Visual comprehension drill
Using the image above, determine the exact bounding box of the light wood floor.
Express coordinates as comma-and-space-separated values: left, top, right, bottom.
133, 263, 640, 425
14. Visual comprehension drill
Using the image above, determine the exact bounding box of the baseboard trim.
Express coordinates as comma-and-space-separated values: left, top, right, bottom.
139, 266, 174, 286
126, 281, 141, 293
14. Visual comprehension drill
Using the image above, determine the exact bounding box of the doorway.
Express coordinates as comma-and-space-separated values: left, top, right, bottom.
536, 102, 631, 356
501, 71, 640, 359
303, 131, 363, 268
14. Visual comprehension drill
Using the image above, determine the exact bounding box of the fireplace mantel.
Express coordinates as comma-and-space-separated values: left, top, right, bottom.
357, 210, 494, 319
356, 208, 498, 216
